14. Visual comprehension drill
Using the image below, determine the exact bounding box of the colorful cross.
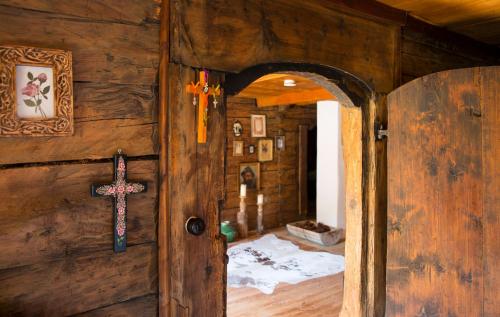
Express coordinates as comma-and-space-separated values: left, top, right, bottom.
91, 150, 147, 253
186, 70, 221, 143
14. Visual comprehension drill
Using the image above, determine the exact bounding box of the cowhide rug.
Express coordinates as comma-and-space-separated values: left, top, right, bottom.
227, 234, 345, 294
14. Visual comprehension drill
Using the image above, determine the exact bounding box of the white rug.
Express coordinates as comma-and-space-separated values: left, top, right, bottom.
227, 234, 345, 294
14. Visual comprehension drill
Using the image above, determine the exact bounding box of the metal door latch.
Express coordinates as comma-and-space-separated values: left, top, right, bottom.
375, 122, 388, 140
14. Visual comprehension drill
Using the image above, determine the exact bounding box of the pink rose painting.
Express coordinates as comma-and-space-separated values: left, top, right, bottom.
15, 65, 55, 120
21, 71, 51, 118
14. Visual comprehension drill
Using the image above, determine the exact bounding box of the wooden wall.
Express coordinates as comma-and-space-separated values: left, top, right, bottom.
223, 97, 316, 231
400, 29, 500, 84
0, 1, 160, 315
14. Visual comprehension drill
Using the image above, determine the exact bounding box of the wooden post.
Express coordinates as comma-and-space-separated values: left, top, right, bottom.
237, 196, 248, 238
158, 0, 170, 315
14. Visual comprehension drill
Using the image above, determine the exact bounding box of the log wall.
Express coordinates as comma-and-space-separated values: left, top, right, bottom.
223, 97, 317, 231
0, 0, 160, 315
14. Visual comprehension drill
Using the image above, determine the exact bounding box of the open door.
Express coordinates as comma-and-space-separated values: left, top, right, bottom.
386, 67, 499, 316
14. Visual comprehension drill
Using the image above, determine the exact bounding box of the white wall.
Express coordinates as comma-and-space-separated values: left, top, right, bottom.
316, 100, 345, 229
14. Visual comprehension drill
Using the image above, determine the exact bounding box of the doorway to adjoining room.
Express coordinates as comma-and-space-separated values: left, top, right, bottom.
222, 71, 361, 317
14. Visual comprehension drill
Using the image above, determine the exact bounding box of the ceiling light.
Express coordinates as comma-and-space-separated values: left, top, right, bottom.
283, 79, 296, 87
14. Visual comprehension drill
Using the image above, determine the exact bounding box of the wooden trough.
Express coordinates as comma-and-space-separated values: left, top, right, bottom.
286, 220, 344, 246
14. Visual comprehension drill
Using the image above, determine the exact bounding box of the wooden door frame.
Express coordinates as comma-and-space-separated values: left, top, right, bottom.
159, 0, 386, 313
225, 63, 381, 316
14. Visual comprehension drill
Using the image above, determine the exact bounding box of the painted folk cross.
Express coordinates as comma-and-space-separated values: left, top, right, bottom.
91, 150, 147, 253
186, 70, 221, 143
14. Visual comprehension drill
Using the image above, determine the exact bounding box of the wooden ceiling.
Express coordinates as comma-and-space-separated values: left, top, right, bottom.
236, 74, 335, 107
377, 0, 500, 47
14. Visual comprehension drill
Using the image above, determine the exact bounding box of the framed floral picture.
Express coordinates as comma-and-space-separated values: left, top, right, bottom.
0, 45, 73, 136
258, 139, 273, 162
251, 114, 266, 137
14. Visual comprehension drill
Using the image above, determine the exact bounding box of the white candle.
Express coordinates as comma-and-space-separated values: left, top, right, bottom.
240, 184, 247, 197
257, 194, 264, 204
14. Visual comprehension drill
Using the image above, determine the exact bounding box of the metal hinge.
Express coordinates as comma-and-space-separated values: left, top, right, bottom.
375, 122, 388, 141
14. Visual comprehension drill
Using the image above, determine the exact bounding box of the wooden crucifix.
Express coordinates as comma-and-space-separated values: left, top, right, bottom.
186, 70, 221, 143
91, 149, 147, 253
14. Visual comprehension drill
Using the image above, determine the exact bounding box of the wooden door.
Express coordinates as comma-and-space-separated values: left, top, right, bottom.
386, 67, 499, 316
167, 64, 227, 316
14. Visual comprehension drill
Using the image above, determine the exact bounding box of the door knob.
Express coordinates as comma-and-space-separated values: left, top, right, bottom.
185, 216, 206, 236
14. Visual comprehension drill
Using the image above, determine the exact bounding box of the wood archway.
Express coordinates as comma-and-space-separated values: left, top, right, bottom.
224, 62, 376, 316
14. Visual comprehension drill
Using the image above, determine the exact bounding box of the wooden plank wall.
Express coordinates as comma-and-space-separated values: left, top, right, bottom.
224, 97, 316, 231
0, 1, 160, 315
401, 29, 500, 85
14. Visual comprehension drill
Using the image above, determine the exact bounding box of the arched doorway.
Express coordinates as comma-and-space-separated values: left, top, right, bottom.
223, 63, 374, 316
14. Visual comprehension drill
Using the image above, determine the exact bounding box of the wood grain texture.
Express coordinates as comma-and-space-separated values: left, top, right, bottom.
386, 67, 499, 316
0, 0, 160, 25
168, 63, 225, 317
0, 5, 158, 85
171, 0, 398, 93
480, 66, 500, 316
0, 243, 157, 316
223, 97, 316, 231
0, 2, 160, 316
339, 105, 363, 317
74, 294, 158, 317
401, 29, 500, 84
158, 0, 170, 314
0, 160, 157, 270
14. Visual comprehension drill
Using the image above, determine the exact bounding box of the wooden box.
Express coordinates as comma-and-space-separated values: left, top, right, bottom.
286, 220, 344, 246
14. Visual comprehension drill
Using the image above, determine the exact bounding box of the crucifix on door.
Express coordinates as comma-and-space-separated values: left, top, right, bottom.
186, 70, 221, 143
91, 149, 147, 253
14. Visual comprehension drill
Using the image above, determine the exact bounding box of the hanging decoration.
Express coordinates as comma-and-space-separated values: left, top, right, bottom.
186, 70, 221, 144
91, 149, 148, 253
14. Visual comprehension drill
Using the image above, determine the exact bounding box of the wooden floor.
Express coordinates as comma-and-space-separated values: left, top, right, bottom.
227, 227, 345, 317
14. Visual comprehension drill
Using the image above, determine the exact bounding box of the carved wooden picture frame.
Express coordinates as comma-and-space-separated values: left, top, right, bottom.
0, 45, 73, 136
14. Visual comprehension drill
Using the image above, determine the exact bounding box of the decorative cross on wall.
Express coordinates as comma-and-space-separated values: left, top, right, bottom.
186, 70, 221, 144
91, 149, 147, 253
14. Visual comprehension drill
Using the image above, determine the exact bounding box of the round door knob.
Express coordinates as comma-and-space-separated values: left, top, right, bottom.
185, 216, 206, 236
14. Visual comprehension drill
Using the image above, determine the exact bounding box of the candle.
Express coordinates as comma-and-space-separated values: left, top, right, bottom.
257, 194, 264, 204
240, 184, 247, 197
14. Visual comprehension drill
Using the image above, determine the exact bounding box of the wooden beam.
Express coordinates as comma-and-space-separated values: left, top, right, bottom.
256, 88, 335, 107
327, 0, 500, 57
158, 0, 170, 315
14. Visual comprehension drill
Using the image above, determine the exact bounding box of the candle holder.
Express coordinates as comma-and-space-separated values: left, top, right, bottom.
237, 196, 248, 238
257, 201, 264, 234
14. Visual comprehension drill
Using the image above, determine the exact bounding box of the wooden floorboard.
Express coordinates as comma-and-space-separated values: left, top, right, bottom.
227, 227, 345, 317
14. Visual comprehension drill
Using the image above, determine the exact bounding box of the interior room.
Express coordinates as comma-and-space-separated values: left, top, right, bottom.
0, 1, 498, 317
223, 73, 349, 316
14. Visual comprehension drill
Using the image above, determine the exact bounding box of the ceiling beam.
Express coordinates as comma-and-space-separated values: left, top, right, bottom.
256, 88, 335, 107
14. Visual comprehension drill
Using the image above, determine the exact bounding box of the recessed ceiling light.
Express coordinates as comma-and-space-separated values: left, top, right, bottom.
283, 79, 296, 87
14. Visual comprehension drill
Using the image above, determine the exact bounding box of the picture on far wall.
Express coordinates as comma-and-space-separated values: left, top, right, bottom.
233, 140, 244, 156
251, 114, 266, 137
249, 144, 255, 154
0, 45, 74, 136
233, 120, 243, 137
258, 139, 273, 162
275, 135, 285, 151
239, 162, 260, 190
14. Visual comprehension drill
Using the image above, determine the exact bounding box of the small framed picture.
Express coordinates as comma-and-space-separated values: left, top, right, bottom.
251, 114, 266, 137
249, 144, 255, 154
275, 135, 285, 151
233, 140, 244, 156
0, 45, 73, 136
258, 139, 273, 162
239, 162, 260, 190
